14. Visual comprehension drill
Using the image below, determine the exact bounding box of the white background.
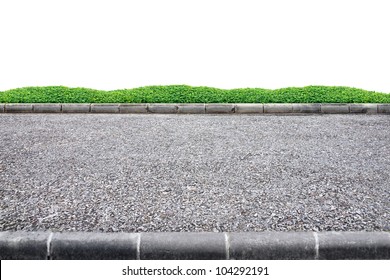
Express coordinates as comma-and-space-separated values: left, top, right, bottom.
2, 260, 390, 280
0, 0, 389, 92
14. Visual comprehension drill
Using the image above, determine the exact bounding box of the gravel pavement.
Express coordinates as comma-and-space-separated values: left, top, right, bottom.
0, 114, 389, 232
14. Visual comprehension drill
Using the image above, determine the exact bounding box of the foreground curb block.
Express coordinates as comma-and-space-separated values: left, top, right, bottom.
206, 104, 235, 114
350, 104, 378, 114
317, 232, 390, 260
62, 104, 91, 113
148, 104, 178, 113
235, 104, 264, 114
378, 104, 390, 114
229, 232, 316, 260
178, 104, 206, 114
321, 104, 350, 114
119, 104, 148, 114
1, 231, 390, 259
0, 231, 50, 260
91, 104, 120, 113
292, 104, 321, 114
264, 104, 293, 114
1, 103, 390, 114
50, 232, 139, 260
140, 233, 226, 260
33, 104, 62, 113
5, 104, 33, 113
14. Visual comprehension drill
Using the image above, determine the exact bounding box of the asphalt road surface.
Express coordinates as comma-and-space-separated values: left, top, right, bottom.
1, 114, 389, 232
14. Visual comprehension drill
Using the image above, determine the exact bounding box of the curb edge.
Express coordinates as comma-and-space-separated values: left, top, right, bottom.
1, 231, 389, 260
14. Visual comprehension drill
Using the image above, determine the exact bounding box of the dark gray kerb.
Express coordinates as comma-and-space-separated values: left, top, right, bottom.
229, 232, 316, 260
119, 104, 148, 113
321, 104, 350, 114
317, 232, 390, 260
378, 104, 390, 114
0, 103, 5, 113
292, 104, 321, 114
148, 104, 178, 113
90, 104, 120, 113
205, 104, 235, 114
140, 232, 226, 260
350, 104, 378, 114
4, 104, 33, 113
235, 104, 264, 114
62, 104, 91, 113
264, 104, 293, 114
33, 104, 62, 113
177, 104, 206, 114
0, 231, 51, 260
50, 232, 139, 260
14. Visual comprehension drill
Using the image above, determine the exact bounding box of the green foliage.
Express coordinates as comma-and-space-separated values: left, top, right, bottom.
0, 85, 389, 103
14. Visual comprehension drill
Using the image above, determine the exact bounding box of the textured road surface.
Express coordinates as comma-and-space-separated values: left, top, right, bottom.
1, 114, 389, 232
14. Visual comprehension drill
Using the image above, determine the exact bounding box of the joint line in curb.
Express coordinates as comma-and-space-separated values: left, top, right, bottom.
224, 233, 230, 260
313, 232, 319, 260
46, 232, 53, 260
136, 233, 141, 260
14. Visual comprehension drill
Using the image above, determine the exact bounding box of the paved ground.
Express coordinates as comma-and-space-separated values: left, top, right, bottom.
0, 114, 389, 232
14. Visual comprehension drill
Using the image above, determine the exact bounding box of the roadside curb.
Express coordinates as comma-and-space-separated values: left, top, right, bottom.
1, 231, 389, 260
0, 103, 389, 114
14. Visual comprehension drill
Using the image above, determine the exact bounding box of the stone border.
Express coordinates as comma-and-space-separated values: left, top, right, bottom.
0, 103, 389, 114
0, 231, 389, 260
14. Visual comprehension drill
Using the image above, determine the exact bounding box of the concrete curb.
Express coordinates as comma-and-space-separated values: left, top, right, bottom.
292, 104, 321, 114
119, 104, 148, 114
235, 104, 264, 114
4, 104, 34, 113
321, 104, 350, 114
264, 104, 293, 114
33, 104, 62, 113
0, 232, 389, 260
62, 104, 91, 113
148, 104, 178, 114
177, 104, 206, 114
378, 104, 390, 114
91, 104, 120, 113
205, 104, 235, 114
0, 103, 389, 114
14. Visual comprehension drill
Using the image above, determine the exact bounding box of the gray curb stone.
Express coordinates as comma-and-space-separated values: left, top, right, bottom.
205, 104, 235, 114
62, 104, 91, 113
321, 104, 350, 114
229, 232, 316, 260
350, 104, 378, 114
235, 104, 264, 114
0, 231, 50, 260
50, 232, 139, 260
140, 233, 226, 260
91, 104, 120, 113
178, 104, 206, 114
317, 232, 390, 260
33, 104, 62, 113
1, 231, 390, 260
119, 104, 148, 114
5, 104, 33, 113
148, 104, 178, 114
264, 104, 293, 114
1, 103, 389, 114
378, 104, 390, 114
292, 104, 321, 114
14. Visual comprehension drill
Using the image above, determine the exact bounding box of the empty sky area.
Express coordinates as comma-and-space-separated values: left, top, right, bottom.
0, 0, 389, 92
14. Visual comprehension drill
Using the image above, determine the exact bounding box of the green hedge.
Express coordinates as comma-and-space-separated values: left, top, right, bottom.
0, 85, 389, 103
